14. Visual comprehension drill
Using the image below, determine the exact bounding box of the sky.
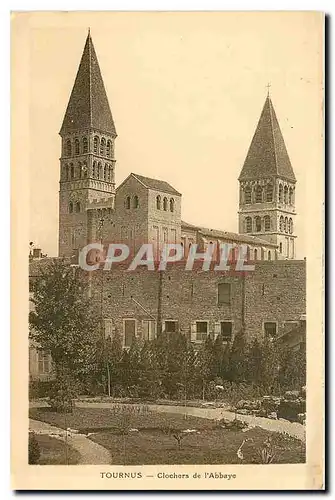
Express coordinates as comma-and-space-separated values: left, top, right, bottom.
26, 12, 323, 258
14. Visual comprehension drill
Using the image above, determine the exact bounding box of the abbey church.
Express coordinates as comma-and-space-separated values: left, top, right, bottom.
58, 32, 296, 262
29, 32, 305, 381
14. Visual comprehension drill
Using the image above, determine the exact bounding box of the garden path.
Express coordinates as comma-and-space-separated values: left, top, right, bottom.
29, 418, 111, 464
74, 402, 306, 442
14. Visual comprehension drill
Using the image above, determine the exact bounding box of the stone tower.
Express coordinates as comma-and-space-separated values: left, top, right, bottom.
58, 31, 117, 257
238, 93, 297, 259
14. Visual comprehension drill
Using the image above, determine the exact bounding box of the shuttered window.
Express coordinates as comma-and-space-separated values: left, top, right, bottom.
142, 320, 156, 341
220, 321, 233, 341
196, 321, 208, 341
164, 320, 178, 333
264, 322, 277, 338
218, 283, 231, 305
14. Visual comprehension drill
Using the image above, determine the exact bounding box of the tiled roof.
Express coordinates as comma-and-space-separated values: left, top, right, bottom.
60, 33, 116, 136
239, 95, 296, 182
181, 221, 278, 247
131, 173, 182, 196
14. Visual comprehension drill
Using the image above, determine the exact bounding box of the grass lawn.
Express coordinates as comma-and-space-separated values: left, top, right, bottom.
30, 406, 305, 465
33, 434, 80, 465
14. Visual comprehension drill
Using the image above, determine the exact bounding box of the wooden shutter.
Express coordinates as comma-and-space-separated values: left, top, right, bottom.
191, 321, 197, 341
214, 321, 221, 339
150, 321, 157, 340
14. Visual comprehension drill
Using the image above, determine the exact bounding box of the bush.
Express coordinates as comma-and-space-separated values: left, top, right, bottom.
218, 416, 248, 431
48, 376, 78, 413
28, 432, 40, 464
29, 380, 55, 399
277, 398, 306, 422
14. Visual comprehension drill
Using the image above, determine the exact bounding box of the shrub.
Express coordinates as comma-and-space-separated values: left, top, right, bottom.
219, 416, 248, 431
48, 376, 78, 413
28, 432, 40, 464
29, 380, 55, 399
277, 398, 305, 422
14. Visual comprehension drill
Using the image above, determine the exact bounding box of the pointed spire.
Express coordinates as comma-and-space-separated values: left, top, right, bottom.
60, 32, 117, 136
239, 94, 296, 182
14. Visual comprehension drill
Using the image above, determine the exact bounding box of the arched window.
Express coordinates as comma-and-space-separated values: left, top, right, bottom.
289, 218, 293, 234
255, 216, 262, 232
133, 195, 139, 209
244, 186, 252, 204
65, 164, 70, 180
100, 137, 106, 156
279, 215, 284, 232
245, 216, 252, 233
75, 201, 81, 213
125, 196, 131, 209
289, 187, 293, 205
78, 162, 82, 178
246, 246, 251, 261
279, 184, 283, 203
163, 197, 168, 211
66, 139, 72, 157
254, 249, 258, 260
285, 217, 288, 233
94, 136, 99, 154
82, 137, 88, 154
156, 195, 161, 210
74, 138, 80, 155
284, 185, 288, 204
264, 215, 271, 232
69, 201, 73, 213
82, 162, 87, 178
70, 164, 75, 179
255, 185, 263, 203
279, 242, 283, 253
109, 166, 112, 182
268, 250, 271, 261
104, 165, 107, 180
107, 140, 112, 158
266, 184, 273, 202
98, 162, 103, 179
170, 198, 175, 212
92, 161, 97, 178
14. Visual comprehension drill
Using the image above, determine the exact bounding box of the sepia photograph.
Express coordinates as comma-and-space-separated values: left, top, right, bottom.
11, 10, 324, 490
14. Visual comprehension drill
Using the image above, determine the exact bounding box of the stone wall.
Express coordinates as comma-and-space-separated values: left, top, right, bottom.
89, 259, 306, 345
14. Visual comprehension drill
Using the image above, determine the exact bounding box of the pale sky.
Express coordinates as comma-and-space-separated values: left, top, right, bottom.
27, 12, 323, 258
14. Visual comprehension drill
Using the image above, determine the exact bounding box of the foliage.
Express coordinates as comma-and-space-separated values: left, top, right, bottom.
29, 260, 100, 409
278, 344, 306, 391
218, 416, 248, 431
29, 260, 99, 374
257, 437, 276, 464
48, 373, 80, 412
28, 432, 41, 464
84, 331, 305, 402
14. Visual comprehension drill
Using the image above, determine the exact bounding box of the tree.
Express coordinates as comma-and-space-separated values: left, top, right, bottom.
245, 337, 264, 386
258, 337, 281, 393
212, 334, 230, 381
106, 331, 123, 396
195, 335, 215, 399
29, 259, 99, 410
225, 330, 248, 383
137, 341, 163, 400
278, 343, 306, 391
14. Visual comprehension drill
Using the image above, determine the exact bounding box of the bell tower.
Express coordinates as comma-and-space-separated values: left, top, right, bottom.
58, 31, 117, 257
238, 92, 297, 259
